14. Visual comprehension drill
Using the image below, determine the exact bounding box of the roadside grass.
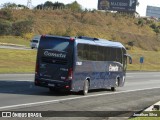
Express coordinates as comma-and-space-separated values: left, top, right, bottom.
0, 49, 36, 73
0, 36, 30, 47
11, 9, 160, 51
0, 48, 160, 73
130, 117, 160, 120
128, 48, 160, 71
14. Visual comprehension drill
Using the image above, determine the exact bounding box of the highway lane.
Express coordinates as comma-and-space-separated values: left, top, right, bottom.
0, 45, 31, 50
0, 72, 160, 115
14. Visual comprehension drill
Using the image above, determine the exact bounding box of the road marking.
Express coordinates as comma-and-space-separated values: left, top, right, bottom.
153, 75, 160, 77
0, 87, 160, 110
126, 76, 134, 78
0, 80, 33, 82
127, 72, 160, 75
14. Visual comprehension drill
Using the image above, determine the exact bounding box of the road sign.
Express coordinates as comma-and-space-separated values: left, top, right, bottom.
98, 0, 137, 12
140, 56, 144, 64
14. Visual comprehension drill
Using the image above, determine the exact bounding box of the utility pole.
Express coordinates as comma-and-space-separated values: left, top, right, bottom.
27, 0, 32, 9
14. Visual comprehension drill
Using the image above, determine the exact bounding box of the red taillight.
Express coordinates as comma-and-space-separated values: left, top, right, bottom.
65, 86, 69, 88
41, 35, 46, 38
67, 68, 73, 80
70, 38, 75, 41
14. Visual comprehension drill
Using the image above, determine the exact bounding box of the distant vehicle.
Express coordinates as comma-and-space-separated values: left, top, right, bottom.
34, 35, 132, 95
30, 35, 41, 49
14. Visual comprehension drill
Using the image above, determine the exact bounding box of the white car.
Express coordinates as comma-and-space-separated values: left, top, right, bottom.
30, 35, 41, 49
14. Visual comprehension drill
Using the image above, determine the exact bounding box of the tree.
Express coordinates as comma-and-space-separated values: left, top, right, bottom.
35, 4, 43, 10
2, 2, 27, 9
0, 20, 12, 35
35, 1, 65, 10
66, 1, 82, 12
53, 2, 65, 9
44, 1, 54, 8
0, 9, 13, 20
3, 2, 17, 8
12, 20, 34, 36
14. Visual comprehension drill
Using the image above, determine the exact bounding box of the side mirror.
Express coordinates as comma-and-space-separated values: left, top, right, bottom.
129, 57, 132, 64
124, 54, 132, 64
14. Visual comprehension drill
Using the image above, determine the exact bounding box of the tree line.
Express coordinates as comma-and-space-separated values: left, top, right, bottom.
1, 1, 82, 11
0, 1, 83, 37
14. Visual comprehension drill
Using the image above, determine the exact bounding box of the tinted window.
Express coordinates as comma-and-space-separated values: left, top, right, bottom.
39, 37, 70, 52
84, 44, 90, 60
97, 46, 104, 61
77, 43, 123, 63
104, 47, 111, 61
116, 48, 122, 63
90, 45, 97, 61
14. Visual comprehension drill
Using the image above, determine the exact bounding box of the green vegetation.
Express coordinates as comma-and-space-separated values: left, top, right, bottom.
0, 1, 160, 73
0, 49, 36, 73
0, 48, 160, 73
0, 6, 160, 50
131, 117, 160, 120
128, 48, 160, 71
0, 36, 30, 47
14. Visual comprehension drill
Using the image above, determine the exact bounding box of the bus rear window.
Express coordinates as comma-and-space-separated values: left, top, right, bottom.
39, 37, 70, 52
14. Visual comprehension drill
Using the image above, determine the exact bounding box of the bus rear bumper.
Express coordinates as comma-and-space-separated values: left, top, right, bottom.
35, 79, 72, 91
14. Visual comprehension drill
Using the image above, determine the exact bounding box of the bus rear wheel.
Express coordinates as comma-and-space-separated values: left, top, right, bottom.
83, 80, 89, 95
111, 87, 116, 91
49, 87, 55, 92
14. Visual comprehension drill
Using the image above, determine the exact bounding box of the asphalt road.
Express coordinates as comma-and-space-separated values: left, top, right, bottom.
0, 45, 31, 50
0, 72, 160, 119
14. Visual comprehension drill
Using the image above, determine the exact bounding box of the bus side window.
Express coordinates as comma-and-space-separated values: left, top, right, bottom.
83, 44, 90, 60
90, 45, 97, 61
110, 47, 117, 62
103, 47, 110, 61
116, 48, 123, 64
97, 46, 104, 61
77, 44, 84, 60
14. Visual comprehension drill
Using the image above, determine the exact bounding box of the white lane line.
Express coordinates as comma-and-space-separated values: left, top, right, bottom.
0, 80, 33, 82
127, 72, 160, 75
0, 87, 160, 110
126, 76, 134, 78
153, 75, 160, 77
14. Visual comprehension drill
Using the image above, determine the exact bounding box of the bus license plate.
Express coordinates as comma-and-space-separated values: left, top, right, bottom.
48, 84, 55, 87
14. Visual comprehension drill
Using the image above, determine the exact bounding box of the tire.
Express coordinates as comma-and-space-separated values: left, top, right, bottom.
111, 87, 116, 91
83, 80, 89, 95
49, 87, 55, 92
115, 77, 120, 87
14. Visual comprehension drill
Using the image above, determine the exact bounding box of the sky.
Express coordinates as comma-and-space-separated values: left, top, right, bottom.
0, 0, 160, 16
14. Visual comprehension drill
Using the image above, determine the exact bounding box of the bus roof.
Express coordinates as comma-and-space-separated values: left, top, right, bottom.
40, 35, 125, 49
75, 38, 125, 49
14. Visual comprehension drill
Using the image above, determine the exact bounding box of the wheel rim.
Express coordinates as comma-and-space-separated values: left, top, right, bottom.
84, 80, 89, 94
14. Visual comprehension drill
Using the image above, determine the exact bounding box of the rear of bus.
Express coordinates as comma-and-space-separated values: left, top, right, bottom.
34, 35, 75, 92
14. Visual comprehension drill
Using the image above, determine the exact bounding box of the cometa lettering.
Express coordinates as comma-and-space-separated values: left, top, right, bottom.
44, 51, 66, 58
109, 65, 119, 71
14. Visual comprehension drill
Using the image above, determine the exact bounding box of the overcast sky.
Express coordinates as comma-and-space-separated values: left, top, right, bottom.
0, 0, 160, 16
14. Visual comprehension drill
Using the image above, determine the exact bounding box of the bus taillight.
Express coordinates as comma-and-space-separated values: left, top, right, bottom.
70, 38, 75, 41
67, 68, 73, 80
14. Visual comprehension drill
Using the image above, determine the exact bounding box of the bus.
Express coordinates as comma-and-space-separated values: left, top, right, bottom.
35, 35, 132, 95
